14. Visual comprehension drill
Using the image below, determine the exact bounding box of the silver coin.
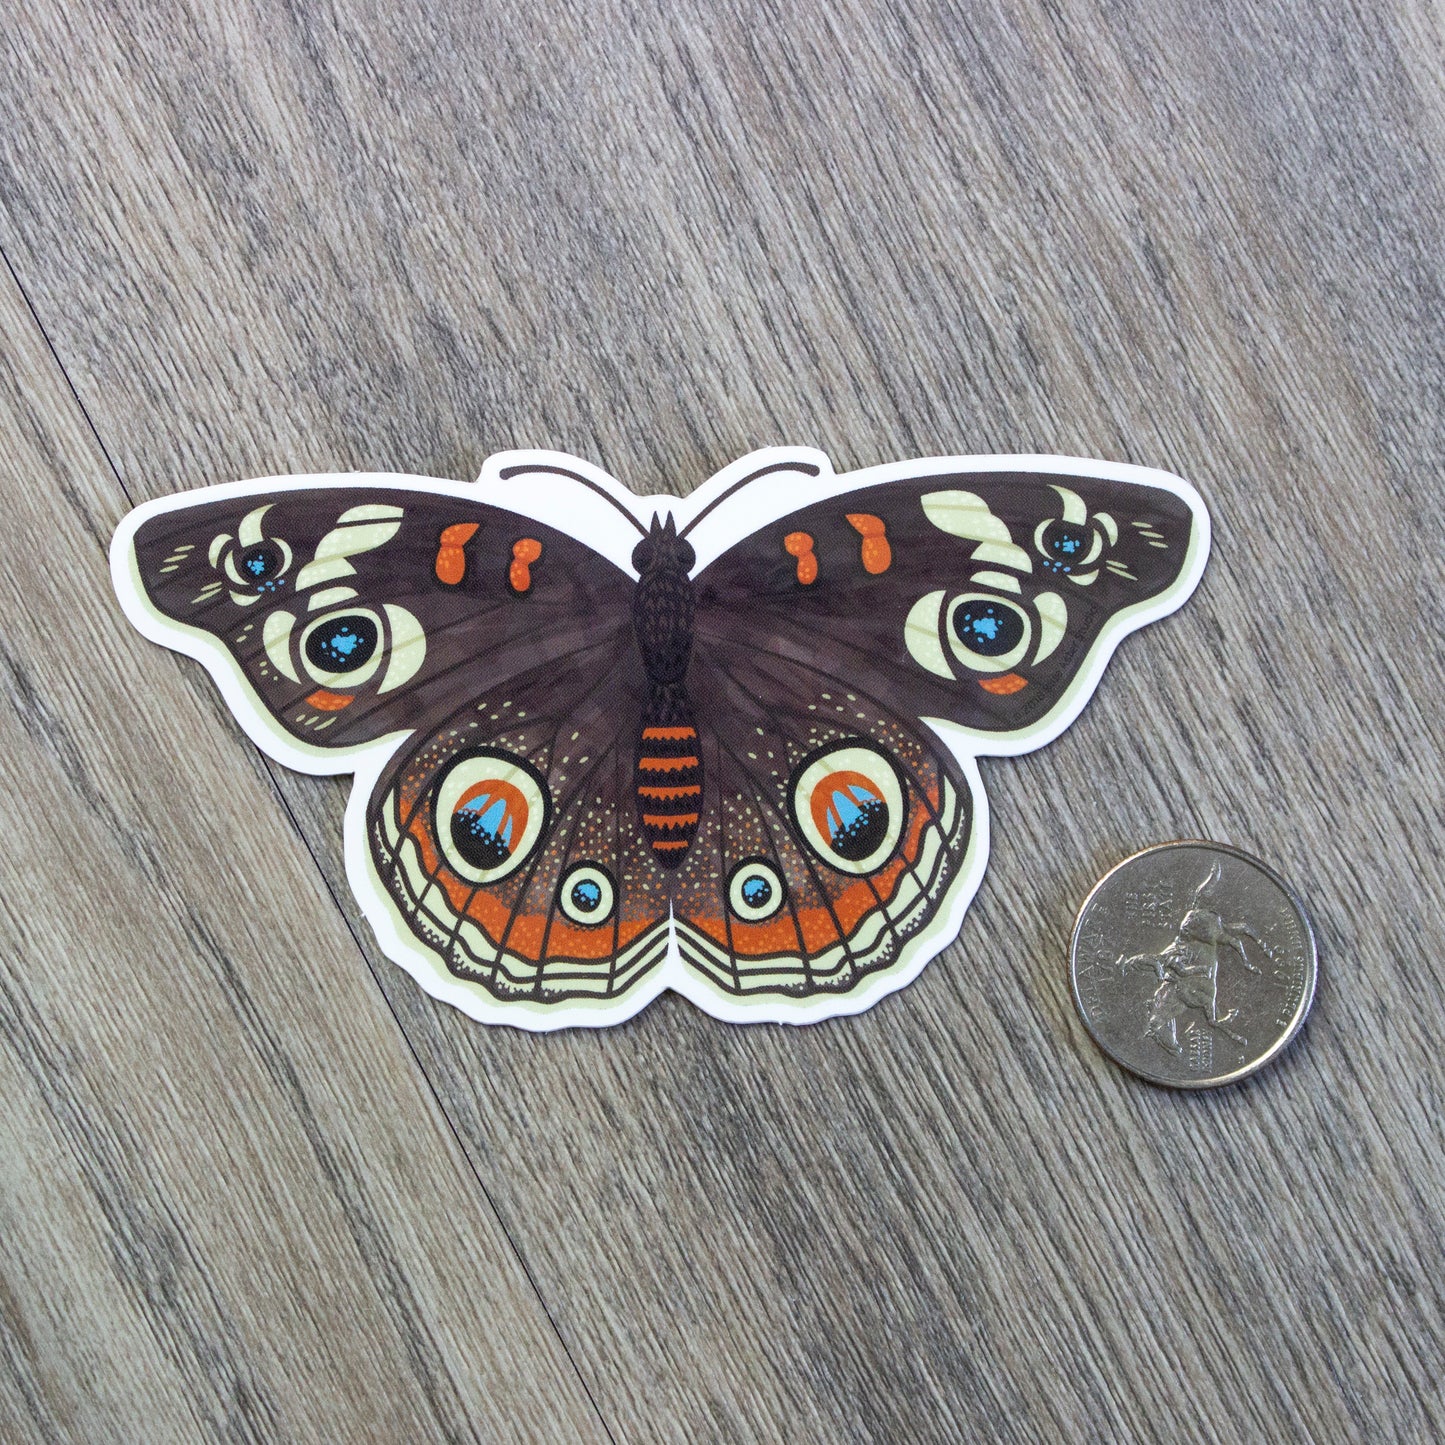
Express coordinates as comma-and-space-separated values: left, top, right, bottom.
1069, 841, 1317, 1088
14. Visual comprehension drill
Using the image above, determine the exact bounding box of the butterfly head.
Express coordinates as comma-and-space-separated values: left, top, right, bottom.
632, 513, 695, 578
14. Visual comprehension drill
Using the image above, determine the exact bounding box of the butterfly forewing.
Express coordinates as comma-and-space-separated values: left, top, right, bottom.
692, 467, 1202, 747
124, 483, 635, 759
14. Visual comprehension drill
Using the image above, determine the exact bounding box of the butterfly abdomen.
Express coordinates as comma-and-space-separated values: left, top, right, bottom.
635, 687, 701, 867
630, 514, 702, 867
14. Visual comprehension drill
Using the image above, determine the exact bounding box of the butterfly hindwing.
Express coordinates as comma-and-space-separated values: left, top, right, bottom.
362, 644, 675, 1016
669, 647, 975, 1010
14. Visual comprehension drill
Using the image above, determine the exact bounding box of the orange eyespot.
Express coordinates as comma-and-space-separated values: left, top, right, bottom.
808, 769, 887, 858
509, 537, 543, 593
978, 672, 1028, 695
435, 522, 479, 585
783, 531, 817, 585
845, 513, 891, 574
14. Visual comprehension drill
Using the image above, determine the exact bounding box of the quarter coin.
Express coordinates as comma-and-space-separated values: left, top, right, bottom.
1069, 841, 1317, 1088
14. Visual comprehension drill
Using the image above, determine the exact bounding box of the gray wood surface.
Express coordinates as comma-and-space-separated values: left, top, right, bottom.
1, 2, 1441, 1440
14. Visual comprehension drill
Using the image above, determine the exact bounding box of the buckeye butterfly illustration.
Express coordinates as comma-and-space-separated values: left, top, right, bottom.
111, 448, 1208, 1029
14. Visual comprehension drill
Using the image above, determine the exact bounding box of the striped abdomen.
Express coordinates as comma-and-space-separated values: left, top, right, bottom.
630, 515, 701, 868
635, 697, 701, 868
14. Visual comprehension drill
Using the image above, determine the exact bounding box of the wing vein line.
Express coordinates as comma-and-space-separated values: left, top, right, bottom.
709, 655, 943, 979
708, 727, 862, 985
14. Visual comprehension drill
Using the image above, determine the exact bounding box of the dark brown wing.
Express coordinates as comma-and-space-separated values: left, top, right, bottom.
117, 477, 671, 1025
692, 468, 1203, 746
120, 483, 635, 762
665, 463, 1204, 1015
669, 646, 975, 1012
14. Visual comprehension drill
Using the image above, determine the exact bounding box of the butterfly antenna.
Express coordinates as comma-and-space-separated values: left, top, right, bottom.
497, 462, 649, 536
678, 460, 822, 539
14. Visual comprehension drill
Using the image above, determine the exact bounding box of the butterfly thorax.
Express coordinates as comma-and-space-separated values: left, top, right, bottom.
631, 515, 701, 868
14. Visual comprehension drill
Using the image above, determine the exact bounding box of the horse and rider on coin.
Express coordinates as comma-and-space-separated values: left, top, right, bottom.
1116, 864, 1266, 1054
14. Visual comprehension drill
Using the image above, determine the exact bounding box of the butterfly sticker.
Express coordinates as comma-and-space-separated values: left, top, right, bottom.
111, 448, 1208, 1030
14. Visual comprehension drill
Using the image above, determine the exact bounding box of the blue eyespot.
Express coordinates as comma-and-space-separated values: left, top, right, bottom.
950, 599, 1024, 659
740, 874, 772, 908
727, 858, 786, 921
790, 741, 909, 876
815, 775, 889, 862
451, 779, 530, 871
559, 863, 616, 926
223, 535, 293, 595
436, 750, 552, 884
305, 614, 379, 673
1038, 520, 1093, 573
239, 541, 283, 581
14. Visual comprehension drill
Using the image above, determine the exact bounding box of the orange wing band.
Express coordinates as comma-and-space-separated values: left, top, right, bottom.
979, 672, 1028, 695
305, 689, 355, 711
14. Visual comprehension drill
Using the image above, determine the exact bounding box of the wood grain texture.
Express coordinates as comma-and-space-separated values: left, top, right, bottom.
0, 265, 609, 1441
1, 1, 1442, 1440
